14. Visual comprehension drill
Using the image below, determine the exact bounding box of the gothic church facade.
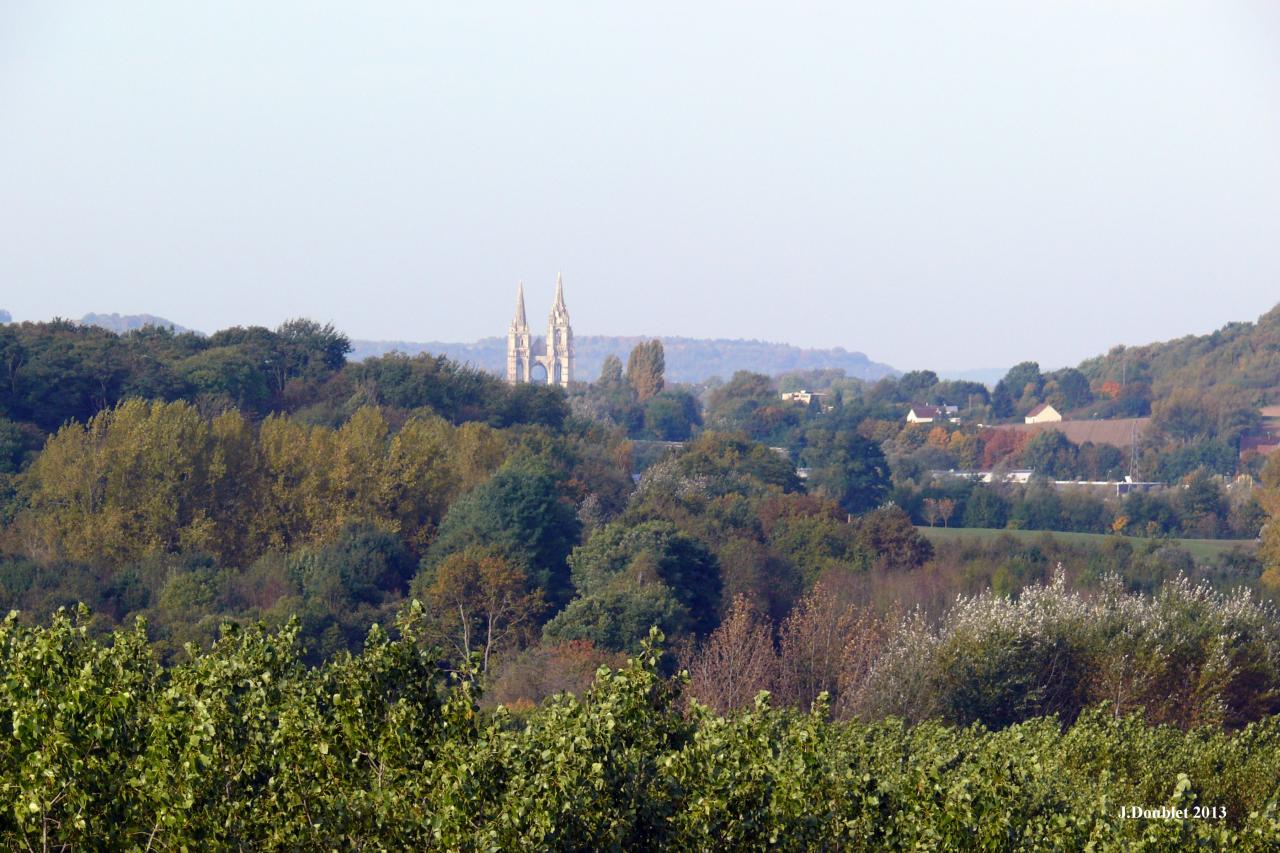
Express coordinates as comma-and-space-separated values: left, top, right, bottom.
507, 273, 574, 387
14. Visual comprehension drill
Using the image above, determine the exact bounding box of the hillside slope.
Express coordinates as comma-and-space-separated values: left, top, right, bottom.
1078, 303, 1280, 400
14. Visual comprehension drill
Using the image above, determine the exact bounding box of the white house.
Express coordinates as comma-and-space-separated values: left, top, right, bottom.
906, 404, 941, 424
1024, 403, 1062, 424
781, 389, 831, 409
907, 403, 959, 424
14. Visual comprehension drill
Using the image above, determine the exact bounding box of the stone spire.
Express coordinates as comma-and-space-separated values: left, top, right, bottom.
511, 280, 528, 330
507, 280, 532, 384
545, 272, 573, 387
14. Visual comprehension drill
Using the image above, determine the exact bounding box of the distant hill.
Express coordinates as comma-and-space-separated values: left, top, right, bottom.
349, 335, 898, 384
1077, 303, 1280, 400
937, 367, 1007, 387
79, 313, 193, 334
0, 309, 11, 324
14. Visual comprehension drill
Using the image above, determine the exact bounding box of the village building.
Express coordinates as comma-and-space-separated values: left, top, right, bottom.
1024, 403, 1062, 424
1238, 405, 1280, 461
780, 389, 830, 408
906, 404, 939, 424
906, 403, 959, 424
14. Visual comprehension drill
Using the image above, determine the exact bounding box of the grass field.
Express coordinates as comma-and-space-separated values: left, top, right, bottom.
916, 525, 1257, 563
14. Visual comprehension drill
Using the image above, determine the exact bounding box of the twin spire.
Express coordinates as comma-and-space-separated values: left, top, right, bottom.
507, 273, 574, 387
511, 272, 567, 329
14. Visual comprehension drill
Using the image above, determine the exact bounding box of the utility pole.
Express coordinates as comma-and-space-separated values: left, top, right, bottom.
1129, 419, 1138, 480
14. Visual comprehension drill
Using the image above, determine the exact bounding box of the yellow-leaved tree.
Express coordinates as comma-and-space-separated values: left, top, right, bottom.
22, 401, 509, 568
26, 400, 216, 564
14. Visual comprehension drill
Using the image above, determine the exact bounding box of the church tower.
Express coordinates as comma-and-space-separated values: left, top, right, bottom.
506, 281, 531, 384
505, 274, 574, 387
544, 272, 574, 388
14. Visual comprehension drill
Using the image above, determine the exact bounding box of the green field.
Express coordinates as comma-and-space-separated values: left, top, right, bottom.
916, 525, 1257, 563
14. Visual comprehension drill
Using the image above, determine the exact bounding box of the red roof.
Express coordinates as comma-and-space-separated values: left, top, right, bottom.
909, 404, 941, 418
1026, 403, 1053, 417
1240, 434, 1280, 455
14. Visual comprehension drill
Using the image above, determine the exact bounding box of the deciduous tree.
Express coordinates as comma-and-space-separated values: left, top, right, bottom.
625, 339, 665, 402
423, 547, 542, 673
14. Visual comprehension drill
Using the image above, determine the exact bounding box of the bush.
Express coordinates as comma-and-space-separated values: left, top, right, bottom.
2, 613, 1280, 848
860, 570, 1280, 729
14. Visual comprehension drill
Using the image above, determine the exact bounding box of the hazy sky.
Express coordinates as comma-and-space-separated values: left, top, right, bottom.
2, 2, 1278, 371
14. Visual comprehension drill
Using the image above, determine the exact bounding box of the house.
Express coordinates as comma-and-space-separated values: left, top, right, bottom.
1240, 432, 1280, 459
1024, 403, 1062, 424
906, 404, 941, 424
780, 389, 831, 410
928, 468, 1031, 484
1239, 406, 1280, 460
906, 403, 959, 424
1052, 477, 1162, 496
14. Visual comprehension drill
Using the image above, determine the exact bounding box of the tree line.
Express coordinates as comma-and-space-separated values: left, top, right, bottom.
3, 610, 1279, 849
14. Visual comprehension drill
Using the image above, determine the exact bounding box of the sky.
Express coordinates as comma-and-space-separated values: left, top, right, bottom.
2, 2, 1278, 372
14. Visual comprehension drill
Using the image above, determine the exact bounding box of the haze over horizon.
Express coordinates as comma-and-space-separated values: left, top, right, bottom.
3, 2, 1278, 372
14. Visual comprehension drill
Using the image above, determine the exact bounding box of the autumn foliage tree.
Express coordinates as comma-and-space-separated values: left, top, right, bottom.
625, 339, 665, 402
685, 585, 892, 718
421, 547, 542, 673
21, 401, 506, 567
684, 596, 777, 714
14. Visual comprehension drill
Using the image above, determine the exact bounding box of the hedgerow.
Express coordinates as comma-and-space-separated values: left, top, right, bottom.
2, 607, 1279, 849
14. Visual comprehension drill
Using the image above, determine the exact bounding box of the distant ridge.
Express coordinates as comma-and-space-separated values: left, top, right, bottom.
79, 313, 193, 334
937, 367, 1007, 387
349, 335, 898, 384
0, 309, 11, 324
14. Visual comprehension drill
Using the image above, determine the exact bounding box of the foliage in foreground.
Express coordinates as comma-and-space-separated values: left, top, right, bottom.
3, 610, 1280, 849
685, 570, 1280, 735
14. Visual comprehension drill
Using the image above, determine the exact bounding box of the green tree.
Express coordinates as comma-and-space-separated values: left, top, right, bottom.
1021, 430, 1078, 479
293, 523, 416, 607
561, 520, 722, 638
489, 383, 570, 430
669, 431, 802, 497
0, 417, 38, 473
1050, 367, 1092, 410
962, 485, 1009, 528
542, 577, 688, 653
933, 379, 990, 408
856, 505, 933, 570
598, 354, 625, 388
177, 346, 271, 413
993, 361, 1042, 417
642, 391, 701, 441
802, 430, 890, 515
705, 372, 798, 443
896, 370, 939, 402
1152, 389, 1214, 445
425, 461, 581, 609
